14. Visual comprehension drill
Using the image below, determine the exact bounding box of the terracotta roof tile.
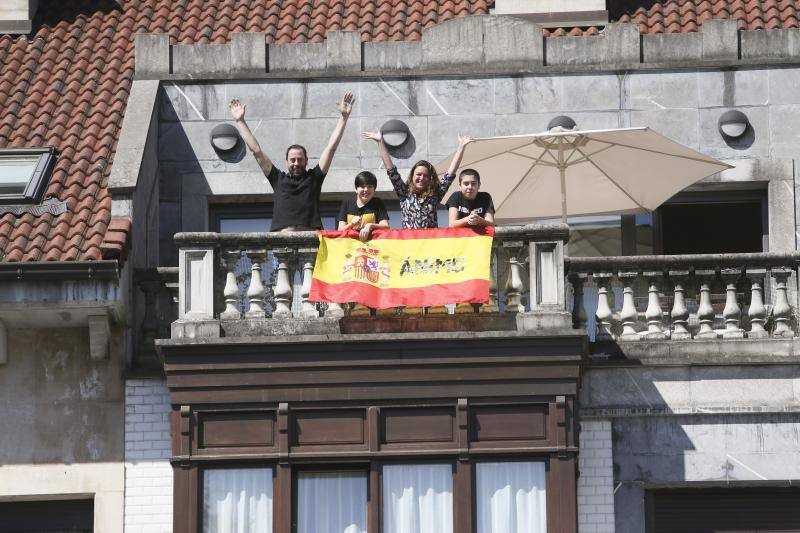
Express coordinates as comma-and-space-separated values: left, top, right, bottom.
2, 0, 798, 263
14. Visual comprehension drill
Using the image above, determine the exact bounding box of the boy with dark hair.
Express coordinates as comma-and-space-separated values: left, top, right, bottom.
337, 171, 390, 241
229, 92, 355, 232
446, 168, 495, 227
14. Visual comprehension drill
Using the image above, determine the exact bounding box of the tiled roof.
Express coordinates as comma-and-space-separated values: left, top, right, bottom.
0, 0, 798, 262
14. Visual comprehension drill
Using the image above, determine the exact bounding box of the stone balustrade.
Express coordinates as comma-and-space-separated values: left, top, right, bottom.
566, 253, 800, 341
170, 224, 572, 339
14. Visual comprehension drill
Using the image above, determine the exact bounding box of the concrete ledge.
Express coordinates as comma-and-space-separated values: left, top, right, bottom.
222, 317, 340, 337
422, 15, 484, 70
589, 337, 800, 366
741, 28, 800, 60
547, 23, 639, 67
326, 31, 361, 72
269, 42, 326, 73
702, 19, 739, 61
231, 32, 267, 73
642, 32, 701, 63
172, 44, 231, 76
363, 41, 422, 71
484, 16, 543, 69
134, 33, 170, 77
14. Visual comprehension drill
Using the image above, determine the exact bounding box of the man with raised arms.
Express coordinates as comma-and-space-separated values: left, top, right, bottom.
229, 91, 355, 231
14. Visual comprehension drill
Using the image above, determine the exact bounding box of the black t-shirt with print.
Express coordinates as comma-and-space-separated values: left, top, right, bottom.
336, 196, 390, 228
266, 164, 326, 231
445, 191, 495, 220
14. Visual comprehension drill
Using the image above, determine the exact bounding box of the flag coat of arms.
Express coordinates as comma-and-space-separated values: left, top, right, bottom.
310, 227, 494, 309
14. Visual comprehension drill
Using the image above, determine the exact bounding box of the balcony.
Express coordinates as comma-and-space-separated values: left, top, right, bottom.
142, 225, 800, 358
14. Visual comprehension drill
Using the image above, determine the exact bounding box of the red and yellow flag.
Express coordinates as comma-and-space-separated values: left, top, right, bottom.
310, 227, 494, 309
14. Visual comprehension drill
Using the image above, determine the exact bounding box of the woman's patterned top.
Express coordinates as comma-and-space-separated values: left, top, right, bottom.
387, 167, 456, 229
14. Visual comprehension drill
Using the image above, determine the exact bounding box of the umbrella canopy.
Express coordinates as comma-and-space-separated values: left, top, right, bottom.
435, 127, 733, 223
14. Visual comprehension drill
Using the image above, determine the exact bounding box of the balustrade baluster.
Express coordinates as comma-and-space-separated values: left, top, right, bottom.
480, 245, 500, 313
771, 268, 794, 337
746, 269, 768, 338
593, 273, 615, 341
568, 272, 587, 331
669, 271, 691, 340
272, 248, 293, 318
643, 272, 666, 339
695, 270, 718, 339
721, 269, 744, 339
220, 251, 242, 320
297, 248, 319, 318
618, 272, 639, 341
503, 242, 526, 313
244, 250, 266, 318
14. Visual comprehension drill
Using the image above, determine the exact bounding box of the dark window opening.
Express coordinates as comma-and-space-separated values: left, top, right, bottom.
0, 499, 93, 533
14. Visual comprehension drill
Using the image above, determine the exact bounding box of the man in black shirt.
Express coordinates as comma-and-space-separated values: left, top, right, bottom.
446, 168, 495, 227
229, 92, 355, 231
337, 171, 390, 241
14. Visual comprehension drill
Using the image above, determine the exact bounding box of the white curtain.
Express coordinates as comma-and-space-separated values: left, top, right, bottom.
297, 472, 367, 533
203, 468, 272, 533
383, 464, 453, 533
476, 462, 547, 533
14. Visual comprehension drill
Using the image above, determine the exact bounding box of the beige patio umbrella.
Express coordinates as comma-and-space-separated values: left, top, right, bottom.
435, 127, 733, 223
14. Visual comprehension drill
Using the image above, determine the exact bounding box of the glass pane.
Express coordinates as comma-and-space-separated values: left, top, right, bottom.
383, 464, 453, 533
219, 217, 271, 233
203, 468, 272, 533
476, 462, 546, 533
297, 472, 367, 533
0, 155, 38, 195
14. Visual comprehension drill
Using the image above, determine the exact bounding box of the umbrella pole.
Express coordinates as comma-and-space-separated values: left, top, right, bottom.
558, 140, 568, 223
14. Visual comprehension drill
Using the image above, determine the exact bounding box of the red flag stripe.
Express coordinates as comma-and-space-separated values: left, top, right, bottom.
310, 279, 489, 309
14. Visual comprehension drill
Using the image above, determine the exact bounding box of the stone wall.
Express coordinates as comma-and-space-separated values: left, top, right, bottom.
124, 379, 173, 533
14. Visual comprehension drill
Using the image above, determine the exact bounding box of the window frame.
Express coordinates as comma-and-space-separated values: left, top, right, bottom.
0, 147, 56, 205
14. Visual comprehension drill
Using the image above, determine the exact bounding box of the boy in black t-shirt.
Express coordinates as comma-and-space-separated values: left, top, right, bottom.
446, 168, 495, 227
337, 171, 390, 241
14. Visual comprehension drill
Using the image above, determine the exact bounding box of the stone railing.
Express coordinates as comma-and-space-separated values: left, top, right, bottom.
171, 224, 572, 338
566, 253, 800, 341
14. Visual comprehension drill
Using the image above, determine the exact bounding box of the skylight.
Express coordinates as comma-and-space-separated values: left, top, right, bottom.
0, 148, 56, 204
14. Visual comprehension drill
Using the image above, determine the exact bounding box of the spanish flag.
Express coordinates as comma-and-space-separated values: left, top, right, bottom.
310, 227, 494, 309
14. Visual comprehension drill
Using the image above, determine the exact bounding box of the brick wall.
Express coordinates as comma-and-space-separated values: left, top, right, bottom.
124, 379, 173, 532
578, 420, 616, 533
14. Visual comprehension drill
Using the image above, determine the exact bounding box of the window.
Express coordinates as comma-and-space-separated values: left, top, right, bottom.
296, 471, 367, 533
0, 148, 56, 204
476, 462, 547, 533
382, 464, 453, 533
203, 468, 273, 533
0, 499, 93, 533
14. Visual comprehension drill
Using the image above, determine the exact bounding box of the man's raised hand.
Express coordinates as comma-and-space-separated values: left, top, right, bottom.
229, 98, 246, 121
338, 91, 355, 117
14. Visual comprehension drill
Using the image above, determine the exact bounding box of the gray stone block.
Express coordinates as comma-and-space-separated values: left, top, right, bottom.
702, 19, 739, 61
161, 82, 228, 121
515, 74, 620, 113
483, 16, 543, 69
363, 41, 422, 71
418, 78, 495, 116
422, 15, 484, 71
769, 67, 800, 104
697, 69, 769, 108
358, 79, 420, 117
628, 71, 699, 110
292, 117, 360, 158
225, 81, 300, 119
768, 178, 796, 252
231, 32, 267, 73
359, 116, 428, 167
642, 32, 701, 63
159, 121, 218, 162
171, 319, 221, 339
326, 31, 362, 73
427, 115, 496, 155
546, 23, 639, 66
629, 108, 700, 149
768, 104, 800, 158
134, 33, 170, 78
301, 81, 358, 118
741, 28, 800, 60
172, 44, 231, 76
269, 42, 326, 73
